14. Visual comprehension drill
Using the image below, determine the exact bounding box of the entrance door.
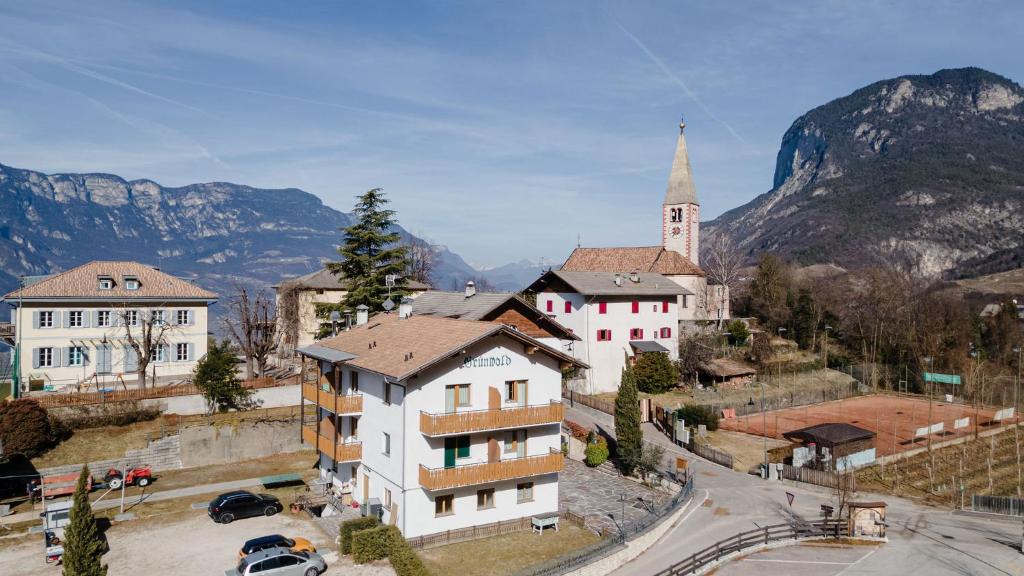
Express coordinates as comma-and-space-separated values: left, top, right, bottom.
362, 473, 369, 503
444, 437, 457, 468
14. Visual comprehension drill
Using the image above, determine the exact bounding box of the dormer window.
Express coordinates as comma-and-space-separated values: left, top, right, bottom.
98, 277, 114, 290
124, 276, 140, 290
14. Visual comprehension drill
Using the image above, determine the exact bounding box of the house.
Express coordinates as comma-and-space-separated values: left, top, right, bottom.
525, 269, 684, 394
783, 423, 876, 472
296, 306, 585, 539
1, 261, 216, 393
558, 120, 729, 325
697, 358, 757, 389
273, 267, 430, 361
410, 282, 579, 353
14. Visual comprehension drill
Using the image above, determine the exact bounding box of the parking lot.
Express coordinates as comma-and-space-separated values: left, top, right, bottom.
0, 506, 395, 576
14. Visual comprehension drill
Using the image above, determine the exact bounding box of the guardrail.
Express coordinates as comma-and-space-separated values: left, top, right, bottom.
419, 402, 564, 436
972, 494, 1024, 516
652, 519, 849, 576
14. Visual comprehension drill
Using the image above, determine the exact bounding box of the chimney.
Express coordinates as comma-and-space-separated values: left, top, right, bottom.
355, 304, 369, 326
465, 280, 476, 298
629, 270, 640, 283
399, 297, 413, 319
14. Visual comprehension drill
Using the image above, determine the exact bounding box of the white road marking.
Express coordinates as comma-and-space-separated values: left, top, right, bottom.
835, 547, 878, 575
743, 559, 854, 565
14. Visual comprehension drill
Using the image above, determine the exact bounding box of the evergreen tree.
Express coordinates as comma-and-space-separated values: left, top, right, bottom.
327, 189, 408, 312
62, 466, 107, 576
633, 352, 679, 394
614, 367, 643, 475
791, 289, 816, 349
193, 339, 258, 413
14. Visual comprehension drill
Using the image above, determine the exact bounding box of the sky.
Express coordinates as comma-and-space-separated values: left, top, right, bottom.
1, 1, 1022, 268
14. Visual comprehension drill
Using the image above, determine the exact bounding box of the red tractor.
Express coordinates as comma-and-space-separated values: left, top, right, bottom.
104, 466, 153, 489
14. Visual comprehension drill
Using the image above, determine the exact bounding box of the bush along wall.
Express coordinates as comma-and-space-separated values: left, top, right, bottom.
352, 525, 394, 564
340, 516, 380, 555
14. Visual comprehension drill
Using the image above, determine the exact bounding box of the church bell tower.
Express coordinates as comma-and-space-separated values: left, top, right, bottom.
663, 118, 700, 265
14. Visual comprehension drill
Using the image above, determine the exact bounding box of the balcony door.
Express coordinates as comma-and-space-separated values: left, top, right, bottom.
505, 380, 527, 407
444, 435, 470, 468
445, 384, 470, 413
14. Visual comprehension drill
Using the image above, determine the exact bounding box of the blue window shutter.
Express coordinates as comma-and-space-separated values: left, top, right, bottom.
81, 311, 91, 328
32, 348, 39, 369
186, 342, 195, 361
124, 347, 138, 372
61, 311, 69, 328
52, 348, 61, 368
82, 347, 90, 366
32, 311, 39, 329
63, 347, 70, 366
187, 310, 195, 326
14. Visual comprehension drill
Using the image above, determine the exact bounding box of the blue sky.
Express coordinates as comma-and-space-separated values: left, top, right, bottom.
1, 1, 1022, 268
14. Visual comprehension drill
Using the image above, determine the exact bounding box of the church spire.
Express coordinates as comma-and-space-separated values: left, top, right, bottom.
664, 117, 698, 206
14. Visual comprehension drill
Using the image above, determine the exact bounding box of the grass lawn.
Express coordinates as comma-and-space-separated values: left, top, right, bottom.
699, 430, 790, 472
419, 523, 602, 576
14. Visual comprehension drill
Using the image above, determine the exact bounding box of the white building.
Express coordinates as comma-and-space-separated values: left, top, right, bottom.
559, 119, 730, 324
1, 261, 216, 392
296, 308, 584, 538
525, 270, 685, 395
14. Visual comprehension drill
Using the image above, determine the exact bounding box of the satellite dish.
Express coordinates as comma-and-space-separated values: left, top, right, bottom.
382, 298, 395, 312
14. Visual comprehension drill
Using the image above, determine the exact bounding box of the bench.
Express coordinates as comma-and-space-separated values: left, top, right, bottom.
260, 473, 304, 489
532, 513, 559, 534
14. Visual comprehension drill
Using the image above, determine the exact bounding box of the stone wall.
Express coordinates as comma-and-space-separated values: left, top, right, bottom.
38, 434, 182, 478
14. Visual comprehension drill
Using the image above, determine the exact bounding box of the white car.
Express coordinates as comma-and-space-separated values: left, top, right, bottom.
227, 547, 327, 576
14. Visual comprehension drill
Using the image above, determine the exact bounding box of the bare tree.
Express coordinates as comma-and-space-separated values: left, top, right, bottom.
704, 233, 743, 293
224, 287, 281, 379
119, 307, 174, 390
404, 237, 436, 285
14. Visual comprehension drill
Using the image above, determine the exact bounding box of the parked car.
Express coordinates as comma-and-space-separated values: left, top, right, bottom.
227, 547, 326, 576
238, 534, 316, 560
208, 491, 283, 524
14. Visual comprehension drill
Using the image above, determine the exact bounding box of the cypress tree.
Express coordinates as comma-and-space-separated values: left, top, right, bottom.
62, 465, 107, 576
615, 366, 643, 475
327, 188, 408, 312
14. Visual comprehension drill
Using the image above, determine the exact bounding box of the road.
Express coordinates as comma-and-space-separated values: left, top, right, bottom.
565, 402, 1024, 576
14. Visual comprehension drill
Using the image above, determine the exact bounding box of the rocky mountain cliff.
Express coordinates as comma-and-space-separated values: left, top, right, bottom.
0, 164, 493, 315
704, 67, 1024, 277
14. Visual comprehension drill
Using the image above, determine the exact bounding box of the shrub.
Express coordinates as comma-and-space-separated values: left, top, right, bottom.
340, 516, 380, 554
388, 529, 431, 576
633, 352, 679, 394
563, 419, 590, 442
61, 401, 160, 429
584, 436, 609, 467
726, 320, 750, 345
0, 398, 68, 458
352, 524, 393, 564
193, 339, 259, 413
677, 404, 720, 432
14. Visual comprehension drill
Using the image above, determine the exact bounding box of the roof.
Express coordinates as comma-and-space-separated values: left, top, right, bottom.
411, 291, 579, 341
665, 123, 699, 205
847, 501, 888, 509
629, 341, 670, 353
528, 270, 689, 297
2, 261, 216, 301
783, 423, 876, 446
302, 313, 586, 381
276, 267, 430, 291
562, 247, 704, 277
296, 344, 358, 364
698, 358, 757, 378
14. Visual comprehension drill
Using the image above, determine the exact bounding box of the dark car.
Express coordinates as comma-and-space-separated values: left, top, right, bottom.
238, 534, 316, 560
208, 491, 283, 524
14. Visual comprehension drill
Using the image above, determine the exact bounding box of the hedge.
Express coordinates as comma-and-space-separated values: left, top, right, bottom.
387, 528, 431, 576
340, 516, 380, 555
352, 525, 393, 564
584, 436, 609, 467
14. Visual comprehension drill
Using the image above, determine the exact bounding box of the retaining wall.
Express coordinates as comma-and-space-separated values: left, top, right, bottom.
143, 384, 300, 416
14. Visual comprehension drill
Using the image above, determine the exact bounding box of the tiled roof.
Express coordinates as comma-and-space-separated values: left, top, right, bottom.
783, 423, 876, 446
698, 358, 757, 378
2, 261, 216, 300
412, 290, 579, 341
562, 247, 704, 277
276, 267, 430, 291
529, 270, 690, 297
307, 313, 585, 381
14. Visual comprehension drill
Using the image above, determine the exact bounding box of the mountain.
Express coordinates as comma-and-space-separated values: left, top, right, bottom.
704, 67, 1024, 278
0, 163, 508, 322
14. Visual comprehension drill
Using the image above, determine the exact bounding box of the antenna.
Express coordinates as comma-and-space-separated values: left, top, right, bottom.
576, 233, 581, 249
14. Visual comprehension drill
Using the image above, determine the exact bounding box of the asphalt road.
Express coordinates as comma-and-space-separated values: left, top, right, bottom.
564, 402, 1024, 576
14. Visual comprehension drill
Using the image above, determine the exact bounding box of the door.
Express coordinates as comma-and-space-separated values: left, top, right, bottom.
445, 385, 456, 413
444, 437, 457, 468
362, 473, 369, 503
516, 381, 527, 407
487, 436, 499, 463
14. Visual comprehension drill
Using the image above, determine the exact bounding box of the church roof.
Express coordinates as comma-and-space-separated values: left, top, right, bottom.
665, 121, 698, 205
561, 247, 704, 277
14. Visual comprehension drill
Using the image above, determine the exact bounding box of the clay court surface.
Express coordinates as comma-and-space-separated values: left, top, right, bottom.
719, 395, 1011, 457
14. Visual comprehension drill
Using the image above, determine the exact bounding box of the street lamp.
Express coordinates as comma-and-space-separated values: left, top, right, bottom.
1013, 346, 1022, 421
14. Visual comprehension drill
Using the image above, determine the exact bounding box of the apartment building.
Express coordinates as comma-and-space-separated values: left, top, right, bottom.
525, 269, 685, 394
1, 261, 216, 391
296, 308, 585, 538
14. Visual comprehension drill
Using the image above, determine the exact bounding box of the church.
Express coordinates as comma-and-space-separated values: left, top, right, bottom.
559, 119, 730, 325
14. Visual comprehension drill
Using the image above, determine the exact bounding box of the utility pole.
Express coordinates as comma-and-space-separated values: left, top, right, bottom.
823, 325, 832, 369
925, 357, 934, 455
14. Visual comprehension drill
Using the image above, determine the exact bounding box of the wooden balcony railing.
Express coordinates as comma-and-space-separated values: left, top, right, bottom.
301, 383, 363, 414
301, 425, 362, 462
418, 449, 563, 491
419, 402, 564, 436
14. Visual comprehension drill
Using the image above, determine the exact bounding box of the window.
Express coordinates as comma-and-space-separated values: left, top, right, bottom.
350, 371, 359, 393
382, 432, 391, 456
517, 482, 534, 503
68, 311, 83, 327
477, 488, 495, 510
456, 435, 470, 458
384, 488, 392, 509
598, 301, 607, 314
383, 381, 392, 405
505, 380, 526, 405
176, 310, 189, 325
151, 345, 166, 363
545, 300, 553, 313
596, 329, 612, 341
97, 310, 111, 327
631, 301, 639, 314
505, 430, 526, 456
175, 343, 190, 362
39, 311, 54, 328
446, 384, 471, 409
151, 310, 167, 325
98, 277, 113, 290
38, 347, 54, 368
660, 327, 672, 339
435, 494, 454, 516
126, 310, 139, 326
662, 300, 670, 313
68, 346, 84, 367
277, 556, 300, 568
125, 277, 140, 290
681, 295, 689, 309
629, 328, 644, 340
564, 301, 572, 314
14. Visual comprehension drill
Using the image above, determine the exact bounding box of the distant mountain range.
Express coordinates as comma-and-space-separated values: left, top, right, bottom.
704, 67, 1024, 278
0, 164, 545, 320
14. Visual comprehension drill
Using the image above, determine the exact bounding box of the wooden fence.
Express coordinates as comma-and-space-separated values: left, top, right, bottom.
780, 464, 856, 491
563, 389, 615, 415
971, 495, 1024, 516
31, 374, 297, 408
407, 509, 587, 549
686, 440, 734, 470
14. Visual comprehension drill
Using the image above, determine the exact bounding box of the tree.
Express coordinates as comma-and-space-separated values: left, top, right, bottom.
677, 332, 716, 385
223, 287, 280, 379
791, 289, 816, 349
62, 465, 107, 576
726, 320, 750, 345
327, 189, 408, 312
614, 367, 643, 475
119, 307, 175, 389
635, 442, 666, 486
748, 332, 774, 366
0, 398, 67, 458
633, 352, 679, 394
749, 253, 792, 329
193, 340, 258, 413
403, 237, 435, 286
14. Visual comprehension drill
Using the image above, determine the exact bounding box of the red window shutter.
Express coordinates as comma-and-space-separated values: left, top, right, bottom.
599, 302, 607, 314
662, 300, 669, 313
631, 301, 639, 314
546, 300, 553, 313
564, 301, 572, 313
639, 328, 644, 339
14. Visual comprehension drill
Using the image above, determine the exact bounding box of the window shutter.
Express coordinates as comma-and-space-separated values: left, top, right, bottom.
92, 310, 100, 326
598, 302, 607, 314
32, 311, 40, 329
631, 301, 639, 314
52, 348, 62, 368
81, 311, 91, 328
546, 300, 553, 313
63, 347, 71, 366
124, 347, 138, 372
188, 309, 195, 326
82, 347, 90, 366
32, 348, 40, 369
62, 311, 70, 328
186, 342, 195, 361
564, 301, 571, 314
662, 300, 669, 313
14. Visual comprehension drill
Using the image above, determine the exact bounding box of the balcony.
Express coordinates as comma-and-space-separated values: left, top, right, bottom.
301, 383, 363, 414
301, 425, 362, 462
418, 449, 563, 491
419, 402, 564, 436
0, 323, 13, 345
